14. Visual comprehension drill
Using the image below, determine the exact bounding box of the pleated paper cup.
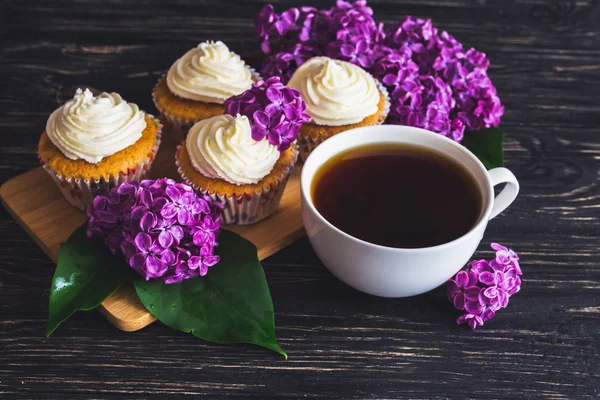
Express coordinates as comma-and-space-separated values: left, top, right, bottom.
175, 144, 298, 225
297, 82, 390, 162
41, 116, 163, 211
153, 68, 262, 142
152, 105, 196, 144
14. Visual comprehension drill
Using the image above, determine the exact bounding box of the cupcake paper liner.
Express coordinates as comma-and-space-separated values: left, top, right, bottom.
297, 81, 390, 162
42, 115, 163, 211
175, 144, 299, 225
153, 68, 262, 143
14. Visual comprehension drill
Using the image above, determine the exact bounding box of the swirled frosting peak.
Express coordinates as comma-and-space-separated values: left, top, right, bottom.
186, 114, 279, 185
288, 56, 380, 126
167, 41, 253, 103
46, 88, 146, 163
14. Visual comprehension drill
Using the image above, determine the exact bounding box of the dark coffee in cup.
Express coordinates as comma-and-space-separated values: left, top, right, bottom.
311, 143, 483, 248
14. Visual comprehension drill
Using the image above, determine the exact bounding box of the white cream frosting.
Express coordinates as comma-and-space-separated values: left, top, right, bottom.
186, 114, 279, 185
166, 41, 253, 103
46, 88, 146, 163
288, 56, 380, 126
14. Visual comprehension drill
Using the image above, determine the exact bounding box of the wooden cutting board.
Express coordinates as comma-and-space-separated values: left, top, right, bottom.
0, 136, 305, 332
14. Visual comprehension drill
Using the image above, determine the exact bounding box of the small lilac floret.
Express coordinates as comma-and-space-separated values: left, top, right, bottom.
447, 243, 522, 329
224, 76, 311, 152
87, 178, 223, 283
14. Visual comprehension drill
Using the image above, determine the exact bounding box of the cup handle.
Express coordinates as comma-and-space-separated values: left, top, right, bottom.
487, 167, 519, 220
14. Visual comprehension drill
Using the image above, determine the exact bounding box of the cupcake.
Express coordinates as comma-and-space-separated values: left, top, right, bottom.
39, 88, 162, 210
153, 40, 259, 141
287, 56, 389, 161
176, 77, 310, 225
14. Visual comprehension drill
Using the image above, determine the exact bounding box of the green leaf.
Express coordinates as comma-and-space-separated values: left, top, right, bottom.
462, 127, 505, 170
133, 230, 287, 359
46, 223, 133, 337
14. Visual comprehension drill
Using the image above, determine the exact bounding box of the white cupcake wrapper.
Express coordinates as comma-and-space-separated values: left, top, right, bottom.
175, 144, 298, 225
155, 109, 195, 144
298, 81, 390, 162
42, 116, 163, 211
153, 68, 262, 143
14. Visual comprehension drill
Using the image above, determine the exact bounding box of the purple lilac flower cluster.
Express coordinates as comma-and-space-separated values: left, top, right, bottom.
255, 0, 503, 142
446, 243, 522, 329
87, 178, 223, 284
224, 76, 311, 152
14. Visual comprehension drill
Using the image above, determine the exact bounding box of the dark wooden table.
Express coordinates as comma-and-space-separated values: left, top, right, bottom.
1, 0, 599, 398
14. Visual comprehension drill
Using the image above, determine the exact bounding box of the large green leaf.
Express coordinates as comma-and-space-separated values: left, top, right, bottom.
462, 127, 505, 170
46, 223, 133, 337
134, 230, 287, 358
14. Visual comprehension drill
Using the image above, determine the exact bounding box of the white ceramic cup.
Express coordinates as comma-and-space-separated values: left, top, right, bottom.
301, 125, 519, 298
